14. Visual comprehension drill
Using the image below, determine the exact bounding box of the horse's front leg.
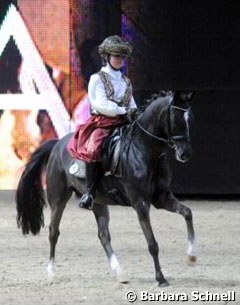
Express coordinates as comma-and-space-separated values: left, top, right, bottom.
157, 192, 197, 265
92, 203, 128, 283
134, 200, 169, 286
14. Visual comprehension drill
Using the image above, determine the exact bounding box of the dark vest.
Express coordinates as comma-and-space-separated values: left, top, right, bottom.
97, 71, 132, 107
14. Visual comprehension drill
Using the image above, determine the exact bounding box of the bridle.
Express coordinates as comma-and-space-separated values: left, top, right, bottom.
135, 99, 191, 149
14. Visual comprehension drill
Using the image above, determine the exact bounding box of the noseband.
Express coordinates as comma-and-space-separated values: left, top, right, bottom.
136, 100, 191, 149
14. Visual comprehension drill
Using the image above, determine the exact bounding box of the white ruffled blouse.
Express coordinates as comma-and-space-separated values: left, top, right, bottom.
88, 64, 137, 117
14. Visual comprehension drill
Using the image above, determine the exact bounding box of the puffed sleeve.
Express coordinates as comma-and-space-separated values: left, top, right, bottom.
88, 74, 127, 117
128, 95, 137, 109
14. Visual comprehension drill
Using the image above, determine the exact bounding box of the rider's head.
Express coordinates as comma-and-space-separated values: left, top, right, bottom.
98, 35, 133, 70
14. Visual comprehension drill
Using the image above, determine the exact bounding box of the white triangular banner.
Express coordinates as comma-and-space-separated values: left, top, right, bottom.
0, 4, 74, 137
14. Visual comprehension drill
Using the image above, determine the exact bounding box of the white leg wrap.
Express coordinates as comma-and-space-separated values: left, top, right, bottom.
47, 259, 55, 278
110, 254, 121, 275
109, 254, 129, 283
187, 239, 197, 257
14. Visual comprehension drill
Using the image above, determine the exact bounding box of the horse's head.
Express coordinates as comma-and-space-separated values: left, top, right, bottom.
136, 91, 194, 162
168, 91, 194, 163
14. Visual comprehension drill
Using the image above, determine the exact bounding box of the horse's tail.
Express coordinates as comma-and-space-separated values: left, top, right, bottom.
16, 139, 58, 235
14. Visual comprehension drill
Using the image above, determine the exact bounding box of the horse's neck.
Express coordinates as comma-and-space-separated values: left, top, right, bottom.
142, 97, 169, 132
127, 120, 165, 161
144, 101, 167, 132
132, 101, 168, 157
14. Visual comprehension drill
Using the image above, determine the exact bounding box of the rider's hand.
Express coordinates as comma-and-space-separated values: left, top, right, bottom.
125, 108, 139, 122
127, 108, 138, 116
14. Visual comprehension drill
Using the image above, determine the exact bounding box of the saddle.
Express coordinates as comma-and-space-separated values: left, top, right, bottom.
101, 125, 127, 174
68, 125, 127, 178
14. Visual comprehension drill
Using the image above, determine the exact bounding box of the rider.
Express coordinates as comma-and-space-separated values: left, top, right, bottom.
68, 35, 138, 210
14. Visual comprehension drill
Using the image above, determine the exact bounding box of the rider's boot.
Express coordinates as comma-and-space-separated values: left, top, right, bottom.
79, 162, 98, 210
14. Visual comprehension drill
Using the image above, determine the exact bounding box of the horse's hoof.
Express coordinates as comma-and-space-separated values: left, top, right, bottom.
116, 272, 129, 284
187, 255, 197, 266
158, 279, 169, 287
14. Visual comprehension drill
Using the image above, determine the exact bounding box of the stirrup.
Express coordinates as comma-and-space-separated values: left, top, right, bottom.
79, 194, 94, 210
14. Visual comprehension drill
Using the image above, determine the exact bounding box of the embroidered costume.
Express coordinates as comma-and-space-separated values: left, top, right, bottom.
68, 64, 137, 161
67, 35, 137, 210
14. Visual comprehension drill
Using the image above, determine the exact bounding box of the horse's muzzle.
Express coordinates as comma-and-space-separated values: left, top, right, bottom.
175, 144, 192, 163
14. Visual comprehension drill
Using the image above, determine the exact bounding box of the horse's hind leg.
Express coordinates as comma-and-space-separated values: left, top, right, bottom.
92, 204, 128, 283
160, 192, 197, 265
47, 184, 72, 277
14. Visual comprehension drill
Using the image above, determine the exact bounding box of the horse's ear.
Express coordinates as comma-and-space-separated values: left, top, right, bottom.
180, 91, 195, 101
173, 91, 195, 104
184, 91, 195, 100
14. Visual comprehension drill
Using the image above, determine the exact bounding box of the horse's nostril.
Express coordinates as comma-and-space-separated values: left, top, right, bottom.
181, 152, 190, 160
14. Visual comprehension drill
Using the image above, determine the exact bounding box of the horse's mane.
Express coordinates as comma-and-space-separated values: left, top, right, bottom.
144, 90, 173, 105
140, 90, 173, 124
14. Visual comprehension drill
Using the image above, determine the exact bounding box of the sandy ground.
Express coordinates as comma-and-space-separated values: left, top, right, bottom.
0, 191, 240, 305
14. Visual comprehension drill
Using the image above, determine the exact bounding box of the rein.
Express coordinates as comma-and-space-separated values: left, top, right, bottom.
135, 101, 191, 149
135, 119, 174, 146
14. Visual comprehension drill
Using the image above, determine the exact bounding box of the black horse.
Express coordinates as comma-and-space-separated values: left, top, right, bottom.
16, 91, 197, 286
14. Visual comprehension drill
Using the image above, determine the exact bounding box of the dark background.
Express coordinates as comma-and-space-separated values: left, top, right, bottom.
129, 0, 240, 91
121, 1, 240, 195
1, 0, 240, 195
171, 90, 240, 195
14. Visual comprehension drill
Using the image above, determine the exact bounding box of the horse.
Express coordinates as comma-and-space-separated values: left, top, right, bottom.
16, 91, 197, 287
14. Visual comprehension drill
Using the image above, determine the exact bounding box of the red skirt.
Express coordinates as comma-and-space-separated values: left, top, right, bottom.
67, 115, 127, 162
